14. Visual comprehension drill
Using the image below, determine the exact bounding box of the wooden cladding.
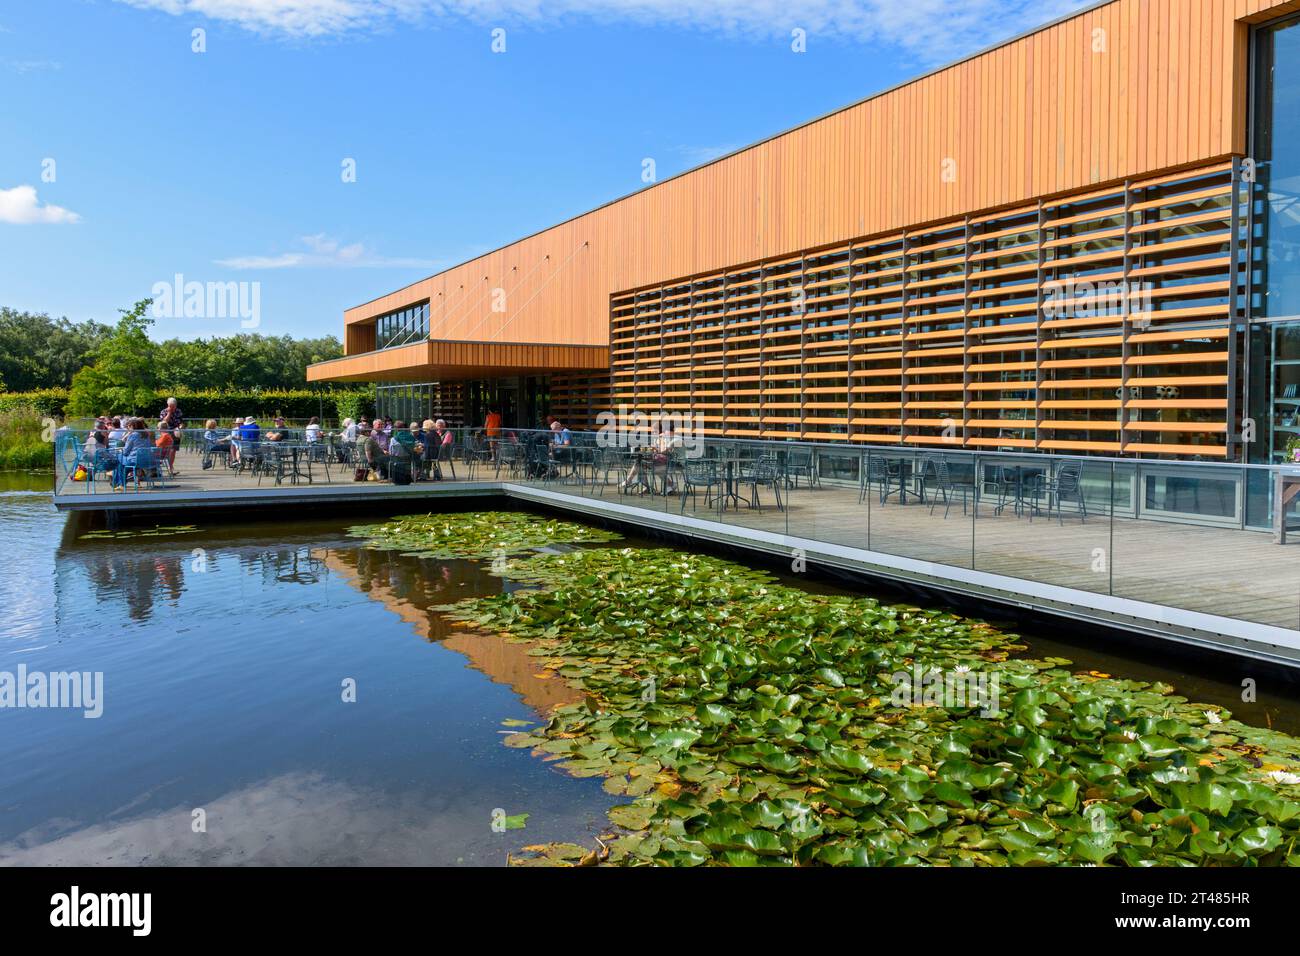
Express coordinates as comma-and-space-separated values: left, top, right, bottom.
550, 373, 613, 431
610, 162, 1241, 457
306, 339, 608, 383
330, 0, 1296, 360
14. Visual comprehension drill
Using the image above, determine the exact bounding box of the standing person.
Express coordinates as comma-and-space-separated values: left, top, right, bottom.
484, 406, 502, 462
159, 397, 184, 442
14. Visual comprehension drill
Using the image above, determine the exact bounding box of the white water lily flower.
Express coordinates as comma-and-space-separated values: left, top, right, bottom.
1120, 730, 1139, 742
953, 665, 971, 675
1203, 710, 1223, 724
1267, 770, 1300, 785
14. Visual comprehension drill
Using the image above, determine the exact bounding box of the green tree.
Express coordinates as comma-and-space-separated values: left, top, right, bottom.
67, 299, 158, 416
0, 307, 111, 391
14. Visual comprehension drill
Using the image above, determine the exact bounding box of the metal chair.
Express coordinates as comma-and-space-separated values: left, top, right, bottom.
784, 448, 819, 489
116, 447, 164, 491
679, 458, 722, 513
917, 457, 978, 518
494, 441, 524, 480
745, 454, 786, 512
985, 464, 1024, 517
589, 445, 628, 495
1040, 461, 1088, 524
434, 438, 458, 480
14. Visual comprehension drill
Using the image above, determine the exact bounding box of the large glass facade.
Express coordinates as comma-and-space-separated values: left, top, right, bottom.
375, 302, 431, 350
1249, 15, 1300, 463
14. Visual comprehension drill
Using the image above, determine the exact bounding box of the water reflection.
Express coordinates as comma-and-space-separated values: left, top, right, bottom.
0, 771, 607, 866
4, 502, 615, 866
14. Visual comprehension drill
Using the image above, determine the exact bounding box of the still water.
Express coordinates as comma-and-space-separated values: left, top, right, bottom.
0, 474, 613, 865
3, 472, 1300, 866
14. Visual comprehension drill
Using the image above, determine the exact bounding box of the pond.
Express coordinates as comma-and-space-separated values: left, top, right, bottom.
3, 472, 1300, 865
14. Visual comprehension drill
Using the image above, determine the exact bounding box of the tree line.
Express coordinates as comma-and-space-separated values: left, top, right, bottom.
0, 305, 342, 393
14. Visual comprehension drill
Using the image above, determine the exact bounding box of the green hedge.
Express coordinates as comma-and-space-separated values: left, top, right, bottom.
0, 388, 374, 423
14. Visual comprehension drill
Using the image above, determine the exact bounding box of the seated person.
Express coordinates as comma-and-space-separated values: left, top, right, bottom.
362, 424, 387, 480
155, 421, 177, 473
429, 419, 454, 480
549, 420, 573, 465
112, 420, 155, 488
226, 419, 244, 464
387, 421, 416, 485
305, 417, 322, 443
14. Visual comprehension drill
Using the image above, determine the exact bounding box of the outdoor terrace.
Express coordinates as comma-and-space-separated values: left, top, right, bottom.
51, 428, 1300, 665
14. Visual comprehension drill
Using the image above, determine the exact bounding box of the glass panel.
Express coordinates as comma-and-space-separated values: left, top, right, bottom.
1254, 15, 1300, 320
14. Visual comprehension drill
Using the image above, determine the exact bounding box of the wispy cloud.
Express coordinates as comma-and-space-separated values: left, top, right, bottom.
672, 144, 742, 166
0, 185, 81, 225
114, 0, 1093, 63
216, 233, 436, 270
1, 57, 61, 73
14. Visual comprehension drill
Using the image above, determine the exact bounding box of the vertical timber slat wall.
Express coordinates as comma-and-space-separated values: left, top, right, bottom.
331, 0, 1297, 360
609, 162, 1237, 457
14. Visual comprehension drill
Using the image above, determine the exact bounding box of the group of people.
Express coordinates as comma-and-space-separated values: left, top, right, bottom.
77, 403, 591, 490
79, 398, 186, 489
348, 417, 455, 485
199, 415, 325, 466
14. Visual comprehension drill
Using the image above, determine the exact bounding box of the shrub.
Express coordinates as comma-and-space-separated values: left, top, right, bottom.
0, 404, 55, 470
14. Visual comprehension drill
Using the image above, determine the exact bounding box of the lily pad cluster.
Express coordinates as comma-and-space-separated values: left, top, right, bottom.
79, 525, 200, 540
347, 511, 621, 560
444, 547, 1300, 866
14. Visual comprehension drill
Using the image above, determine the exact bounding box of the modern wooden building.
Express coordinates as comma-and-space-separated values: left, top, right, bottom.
307, 0, 1300, 462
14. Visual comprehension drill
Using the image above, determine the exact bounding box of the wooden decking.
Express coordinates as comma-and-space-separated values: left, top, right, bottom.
52, 445, 1300, 654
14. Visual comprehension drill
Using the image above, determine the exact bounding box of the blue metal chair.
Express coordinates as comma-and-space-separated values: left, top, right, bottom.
116, 447, 162, 491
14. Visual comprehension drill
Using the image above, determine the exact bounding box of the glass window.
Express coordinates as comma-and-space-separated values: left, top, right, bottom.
1254, 15, 1300, 319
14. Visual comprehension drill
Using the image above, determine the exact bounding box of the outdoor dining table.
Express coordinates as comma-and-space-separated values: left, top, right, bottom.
255, 443, 320, 485
705, 452, 751, 512
987, 462, 1048, 517
877, 453, 924, 505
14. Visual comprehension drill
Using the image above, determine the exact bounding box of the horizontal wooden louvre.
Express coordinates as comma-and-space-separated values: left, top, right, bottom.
610, 162, 1239, 456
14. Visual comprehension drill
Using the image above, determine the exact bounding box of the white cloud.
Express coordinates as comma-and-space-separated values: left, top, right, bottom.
115, 0, 1093, 63
216, 233, 436, 269
0, 185, 81, 225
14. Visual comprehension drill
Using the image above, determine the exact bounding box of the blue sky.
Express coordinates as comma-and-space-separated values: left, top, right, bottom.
0, 0, 1087, 340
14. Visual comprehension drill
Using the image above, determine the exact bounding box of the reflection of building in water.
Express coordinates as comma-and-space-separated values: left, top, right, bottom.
323, 547, 578, 713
